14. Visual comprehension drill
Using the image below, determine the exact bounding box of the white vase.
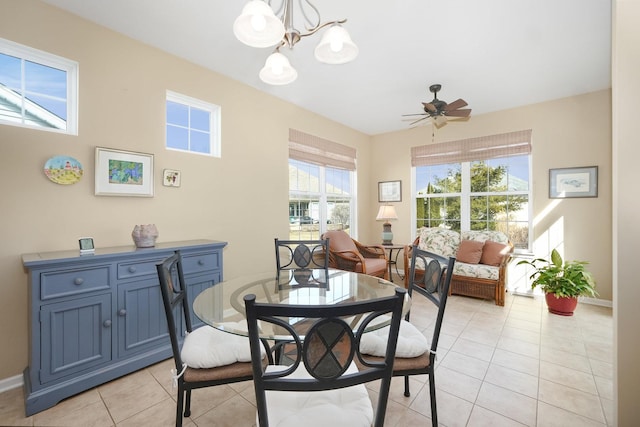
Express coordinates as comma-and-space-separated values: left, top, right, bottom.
132, 224, 159, 248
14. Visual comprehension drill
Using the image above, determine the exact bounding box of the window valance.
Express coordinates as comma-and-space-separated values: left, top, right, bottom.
289, 129, 356, 171
411, 129, 532, 167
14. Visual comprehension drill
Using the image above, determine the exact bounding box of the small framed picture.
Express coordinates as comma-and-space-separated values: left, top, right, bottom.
95, 147, 154, 197
378, 180, 402, 202
163, 169, 181, 187
549, 166, 598, 198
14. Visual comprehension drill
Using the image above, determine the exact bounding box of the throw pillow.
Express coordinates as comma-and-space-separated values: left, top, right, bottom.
456, 240, 484, 264
480, 241, 510, 266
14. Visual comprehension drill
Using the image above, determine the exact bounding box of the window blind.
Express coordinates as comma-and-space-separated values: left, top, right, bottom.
289, 129, 357, 171
411, 129, 532, 167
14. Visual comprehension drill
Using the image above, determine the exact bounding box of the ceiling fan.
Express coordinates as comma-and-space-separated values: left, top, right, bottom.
403, 84, 472, 128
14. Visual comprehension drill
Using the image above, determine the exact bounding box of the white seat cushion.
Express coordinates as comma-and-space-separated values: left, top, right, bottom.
260, 363, 373, 427
180, 321, 262, 368
360, 319, 429, 358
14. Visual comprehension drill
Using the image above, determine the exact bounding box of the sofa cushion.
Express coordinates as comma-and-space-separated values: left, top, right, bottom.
456, 240, 484, 264
461, 230, 509, 244
453, 262, 500, 280
417, 228, 460, 258
480, 241, 511, 266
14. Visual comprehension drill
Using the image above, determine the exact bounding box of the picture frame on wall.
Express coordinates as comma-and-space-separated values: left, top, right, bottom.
95, 147, 154, 197
378, 180, 402, 202
549, 166, 598, 198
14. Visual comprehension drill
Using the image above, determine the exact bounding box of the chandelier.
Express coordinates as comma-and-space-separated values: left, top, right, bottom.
233, 0, 359, 85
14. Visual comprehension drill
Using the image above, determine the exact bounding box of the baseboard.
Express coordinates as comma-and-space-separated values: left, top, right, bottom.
579, 296, 613, 308
0, 374, 23, 393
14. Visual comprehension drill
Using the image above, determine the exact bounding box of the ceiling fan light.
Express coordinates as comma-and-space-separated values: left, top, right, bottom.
314, 24, 358, 64
259, 52, 298, 85
233, 1, 285, 48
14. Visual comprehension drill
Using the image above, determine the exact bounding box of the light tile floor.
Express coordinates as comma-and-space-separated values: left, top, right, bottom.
0, 286, 613, 426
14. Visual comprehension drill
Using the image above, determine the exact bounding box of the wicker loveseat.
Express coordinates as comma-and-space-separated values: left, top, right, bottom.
403, 227, 513, 306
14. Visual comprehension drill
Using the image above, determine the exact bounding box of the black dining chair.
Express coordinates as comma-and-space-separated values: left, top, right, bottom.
244, 287, 406, 427
274, 238, 329, 282
358, 245, 455, 427
156, 250, 269, 427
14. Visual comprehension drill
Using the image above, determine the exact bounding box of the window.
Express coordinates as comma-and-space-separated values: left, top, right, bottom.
166, 91, 220, 157
0, 38, 78, 134
288, 129, 356, 240
413, 130, 532, 250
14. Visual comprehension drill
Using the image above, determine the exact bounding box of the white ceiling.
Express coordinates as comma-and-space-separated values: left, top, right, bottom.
41, 0, 612, 136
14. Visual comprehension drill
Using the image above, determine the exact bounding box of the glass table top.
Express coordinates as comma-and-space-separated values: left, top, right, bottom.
192, 269, 410, 339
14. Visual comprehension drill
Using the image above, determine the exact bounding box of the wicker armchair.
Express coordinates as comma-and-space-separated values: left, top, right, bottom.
321, 230, 389, 279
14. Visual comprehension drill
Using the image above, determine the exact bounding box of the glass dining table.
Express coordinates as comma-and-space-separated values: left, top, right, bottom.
192, 268, 411, 340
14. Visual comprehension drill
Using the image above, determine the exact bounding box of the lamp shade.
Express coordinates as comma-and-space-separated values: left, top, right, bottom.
233, 0, 285, 48
314, 24, 359, 64
376, 205, 398, 221
259, 52, 298, 85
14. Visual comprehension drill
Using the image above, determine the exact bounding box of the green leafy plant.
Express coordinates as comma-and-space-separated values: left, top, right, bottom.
517, 249, 597, 298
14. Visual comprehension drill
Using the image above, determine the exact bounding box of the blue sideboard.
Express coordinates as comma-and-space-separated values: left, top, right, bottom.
22, 239, 227, 416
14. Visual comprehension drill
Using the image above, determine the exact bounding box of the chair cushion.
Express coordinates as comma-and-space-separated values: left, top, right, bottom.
362, 257, 387, 276
261, 363, 373, 427
324, 230, 358, 253
360, 319, 429, 358
181, 322, 262, 369
456, 239, 484, 264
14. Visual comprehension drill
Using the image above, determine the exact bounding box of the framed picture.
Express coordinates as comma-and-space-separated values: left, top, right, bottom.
95, 147, 154, 197
163, 169, 181, 187
378, 180, 402, 202
549, 166, 598, 198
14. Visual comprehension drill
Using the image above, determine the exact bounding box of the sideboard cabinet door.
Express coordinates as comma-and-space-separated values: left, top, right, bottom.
40, 293, 112, 384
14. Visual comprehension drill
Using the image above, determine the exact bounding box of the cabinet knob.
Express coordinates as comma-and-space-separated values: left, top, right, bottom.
74, 278, 84, 285
198, 259, 205, 266
103, 320, 112, 328
128, 266, 136, 273
118, 309, 127, 316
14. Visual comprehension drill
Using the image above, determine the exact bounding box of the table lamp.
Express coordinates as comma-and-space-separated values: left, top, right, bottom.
376, 205, 398, 245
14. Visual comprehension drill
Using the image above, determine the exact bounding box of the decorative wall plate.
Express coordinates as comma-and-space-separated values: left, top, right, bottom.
44, 155, 83, 185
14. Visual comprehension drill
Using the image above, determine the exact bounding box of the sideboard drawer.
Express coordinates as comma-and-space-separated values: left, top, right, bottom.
41, 266, 110, 300
182, 252, 220, 274
117, 258, 163, 280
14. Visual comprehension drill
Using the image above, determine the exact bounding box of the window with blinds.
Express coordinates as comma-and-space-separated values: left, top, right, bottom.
412, 130, 532, 250
288, 129, 357, 240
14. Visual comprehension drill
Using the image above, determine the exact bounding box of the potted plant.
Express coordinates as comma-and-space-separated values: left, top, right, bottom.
517, 249, 597, 316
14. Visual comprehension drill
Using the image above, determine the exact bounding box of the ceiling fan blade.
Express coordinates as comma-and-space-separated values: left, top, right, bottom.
444, 98, 468, 111
422, 102, 437, 113
402, 113, 428, 117
409, 116, 430, 126
445, 108, 472, 117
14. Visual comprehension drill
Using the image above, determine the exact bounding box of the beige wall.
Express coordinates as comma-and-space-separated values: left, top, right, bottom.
370, 90, 613, 302
613, 1, 640, 425
0, 1, 373, 380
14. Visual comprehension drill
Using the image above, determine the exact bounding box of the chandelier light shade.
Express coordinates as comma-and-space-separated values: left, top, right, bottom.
314, 24, 359, 64
234, 0, 358, 85
376, 205, 398, 246
233, 0, 285, 48
259, 52, 298, 85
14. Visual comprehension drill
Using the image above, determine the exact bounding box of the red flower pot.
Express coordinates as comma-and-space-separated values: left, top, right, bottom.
545, 293, 578, 316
